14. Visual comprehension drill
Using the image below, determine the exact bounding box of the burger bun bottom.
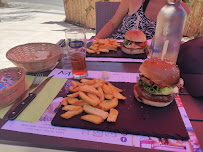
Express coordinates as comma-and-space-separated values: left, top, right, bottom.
134, 84, 173, 107
121, 46, 144, 54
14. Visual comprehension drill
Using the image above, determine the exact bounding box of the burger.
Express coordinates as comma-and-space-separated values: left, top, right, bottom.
122, 29, 149, 54
134, 58, 184, 107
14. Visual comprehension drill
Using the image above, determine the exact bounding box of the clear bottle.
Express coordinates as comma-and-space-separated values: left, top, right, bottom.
151, 0, 187, 63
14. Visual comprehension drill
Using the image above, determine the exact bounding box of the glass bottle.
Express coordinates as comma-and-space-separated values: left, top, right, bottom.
151, 0, 187, 63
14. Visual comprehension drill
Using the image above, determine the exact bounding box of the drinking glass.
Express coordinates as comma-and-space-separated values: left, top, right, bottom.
65, 28, 88, 79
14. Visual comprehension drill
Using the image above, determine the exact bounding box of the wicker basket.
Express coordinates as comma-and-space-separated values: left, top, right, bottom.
0, 67, 26, 109
6, 43, 62, 73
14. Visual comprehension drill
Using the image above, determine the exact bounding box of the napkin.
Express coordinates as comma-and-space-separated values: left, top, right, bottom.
0, 75, 67, 123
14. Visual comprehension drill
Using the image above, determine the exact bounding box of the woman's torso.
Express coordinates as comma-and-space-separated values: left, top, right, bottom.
110, 0, 157, 40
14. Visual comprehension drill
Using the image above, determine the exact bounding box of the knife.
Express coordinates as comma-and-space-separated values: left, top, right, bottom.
7, 76, 54, 120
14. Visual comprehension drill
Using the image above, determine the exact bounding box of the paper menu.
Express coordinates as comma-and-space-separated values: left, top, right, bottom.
48, 68, 140, 83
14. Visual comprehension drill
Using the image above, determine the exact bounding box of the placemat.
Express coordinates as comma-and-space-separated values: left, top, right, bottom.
0, 75, 67, 123
51, 81, 189, 141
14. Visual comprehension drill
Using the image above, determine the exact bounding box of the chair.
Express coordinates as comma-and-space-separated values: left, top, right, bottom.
95, 2, 120, 34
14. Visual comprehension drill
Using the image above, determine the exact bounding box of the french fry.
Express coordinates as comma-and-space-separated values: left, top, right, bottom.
71, 80, 78, 88
69, 86, 74, 92
67, 92, 79, 98
81, 79, 95, 85
98, 48, 109, 53
99, 44, 117, 51
98, 87, 104, 102
102, 84, 113, 95
91, 82, 103, 88
81, 114, 104, 124
96, 78, 106, 83
107, 82, 123, 92
104, 93, 114, 100
87, 93, 101, 105
100, 98, 118, 111
108, 83, 126, 100
86, 48, 95, 53
75, 81, 83, 86
89, 45, 98, 50
61, 78, 125, 124
61, 107, 83, 119
88, 38, 120, 54
107, 109, 118, 122
79, 91, 98, 106
71, 86, 81, 92
62, 105, 82, 111
68, 97, 87, 106
80, 85, 101, 97
83, 104, 108, 120
61, 97, 69, 106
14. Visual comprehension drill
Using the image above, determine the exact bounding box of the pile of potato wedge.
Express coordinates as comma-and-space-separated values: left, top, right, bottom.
87, 38, 121, 54
60, 78, 126, 125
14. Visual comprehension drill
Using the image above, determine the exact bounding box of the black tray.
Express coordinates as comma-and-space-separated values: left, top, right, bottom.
86, 42, 148, 59
51, 81, 189, 141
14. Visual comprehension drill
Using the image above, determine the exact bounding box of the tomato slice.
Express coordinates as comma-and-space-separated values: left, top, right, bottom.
156, 83, 167, 88
136, 41, 147, 47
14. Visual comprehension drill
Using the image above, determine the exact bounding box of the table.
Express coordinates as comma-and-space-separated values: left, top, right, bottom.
0, 42, 202, 152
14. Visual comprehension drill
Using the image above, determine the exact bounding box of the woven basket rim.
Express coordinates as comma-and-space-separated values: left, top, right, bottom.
6, 42, 62, 64
0, 67, 26, 95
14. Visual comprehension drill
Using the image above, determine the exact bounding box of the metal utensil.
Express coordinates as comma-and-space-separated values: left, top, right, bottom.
3, 73, 43, 120
7, 75, 54, 120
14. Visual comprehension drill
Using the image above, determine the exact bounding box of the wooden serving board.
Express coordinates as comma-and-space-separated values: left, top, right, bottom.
51, 81, 189, 141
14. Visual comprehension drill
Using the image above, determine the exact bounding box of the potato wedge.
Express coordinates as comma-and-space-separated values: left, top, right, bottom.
71, 86, 81, 92
61, 107, 83, 119
81, 114, 104, 124
98, 87, 104, 102
87, 93, 101, 105
107, 109, 118, 122
62, 105, 82, 111
69, 86, 74, 92
102, 83, 113, 95
108, 83, 126, 100
83, 105, 108, 120
71, 80, 78, 88
79, 91, 98, 106
86, 48, 95, 53
68, 97, 87, 106
107, 82, 122, 92
104, 94, 114, 100
61, 97, 69, 106
80, 79, 95, 85
67, 92, 79, 98
80, 85, 100, 97
100, 98, 118, 111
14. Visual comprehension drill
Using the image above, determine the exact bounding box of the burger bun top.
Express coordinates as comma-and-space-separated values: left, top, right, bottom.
125, 29, 146, 42
139, 58, 180, 87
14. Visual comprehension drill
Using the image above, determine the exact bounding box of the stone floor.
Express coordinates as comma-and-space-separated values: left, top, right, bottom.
0, 0, 95, 69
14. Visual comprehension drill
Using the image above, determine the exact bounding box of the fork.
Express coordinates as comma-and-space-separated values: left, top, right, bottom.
3, 73, 43, 120
28, 73, 43, 91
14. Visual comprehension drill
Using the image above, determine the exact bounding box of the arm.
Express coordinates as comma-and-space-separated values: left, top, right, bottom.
95, 0, 129, 39
181, 1, 190, 16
